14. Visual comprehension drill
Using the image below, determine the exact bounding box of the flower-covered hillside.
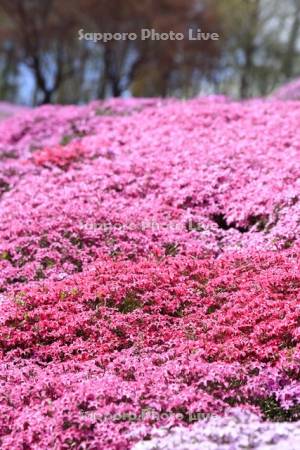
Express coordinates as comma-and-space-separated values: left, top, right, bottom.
272, 78, 300, 101
0, 97, 300, 449
1, 97, 300, 291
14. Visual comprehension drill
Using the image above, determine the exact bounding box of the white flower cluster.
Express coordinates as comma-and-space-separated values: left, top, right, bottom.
133, 409, 300, 450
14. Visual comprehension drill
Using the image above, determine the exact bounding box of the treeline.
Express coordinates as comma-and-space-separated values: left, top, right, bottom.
0, 0, 300, 105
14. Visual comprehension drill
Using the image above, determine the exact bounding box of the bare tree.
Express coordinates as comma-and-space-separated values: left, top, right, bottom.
0, 0, 79, 104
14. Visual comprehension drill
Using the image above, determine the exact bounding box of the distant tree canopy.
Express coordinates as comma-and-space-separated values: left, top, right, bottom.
0, 0, 299, 104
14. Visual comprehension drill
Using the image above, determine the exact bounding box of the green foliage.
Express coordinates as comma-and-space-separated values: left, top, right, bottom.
119, 292, 141, 313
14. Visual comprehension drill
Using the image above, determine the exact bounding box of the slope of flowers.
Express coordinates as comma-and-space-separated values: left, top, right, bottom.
271, 78, 300, 100
0, 96, 300, 449
2, 96, 300, 292
0, 102, 30, 121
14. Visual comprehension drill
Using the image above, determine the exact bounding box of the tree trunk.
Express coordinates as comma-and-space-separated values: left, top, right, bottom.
103, 46, 121, 97
239, 0, 259, 98
281, 2, 300, 79
41, 90, 53, 104
240, 41, 255, 98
